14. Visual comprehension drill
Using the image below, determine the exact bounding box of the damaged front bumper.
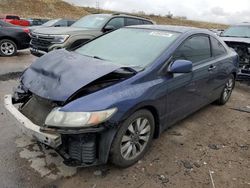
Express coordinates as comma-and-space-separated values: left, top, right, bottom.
4, 95, 62, 148
4, 94, 116, 167
237, 68, 250, 81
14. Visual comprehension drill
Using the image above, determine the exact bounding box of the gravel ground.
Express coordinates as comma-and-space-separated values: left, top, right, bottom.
0, 51, 249, 188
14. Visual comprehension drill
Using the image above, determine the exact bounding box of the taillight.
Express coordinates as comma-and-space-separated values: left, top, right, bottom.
23, 28, 30, 34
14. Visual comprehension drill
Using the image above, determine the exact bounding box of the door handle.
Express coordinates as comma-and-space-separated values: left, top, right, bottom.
208, 65, 216, 71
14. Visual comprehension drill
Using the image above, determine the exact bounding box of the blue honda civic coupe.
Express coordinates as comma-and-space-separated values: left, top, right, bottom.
5, 25, 238, 167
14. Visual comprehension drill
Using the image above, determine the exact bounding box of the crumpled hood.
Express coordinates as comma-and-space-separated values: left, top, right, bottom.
21, 49, 121, 101
221, 37, 250, 44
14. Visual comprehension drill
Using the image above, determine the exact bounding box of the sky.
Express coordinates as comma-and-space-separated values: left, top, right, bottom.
64, 0, 250, 24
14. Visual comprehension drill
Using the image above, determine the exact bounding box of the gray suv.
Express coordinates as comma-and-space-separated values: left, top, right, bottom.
30, 13, 154, 57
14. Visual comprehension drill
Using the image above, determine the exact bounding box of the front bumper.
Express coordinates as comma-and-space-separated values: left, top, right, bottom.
30, 47, 47, 56
4, 95, 62, 148
237, 68, 250, 81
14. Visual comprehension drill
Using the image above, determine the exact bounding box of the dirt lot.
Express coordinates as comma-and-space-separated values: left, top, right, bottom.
0, 51, 249, 188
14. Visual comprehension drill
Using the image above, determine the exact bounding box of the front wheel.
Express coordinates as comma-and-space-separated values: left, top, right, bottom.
0, 39, 17, 56
215, 74, 235, 105
110, 110, 155, 168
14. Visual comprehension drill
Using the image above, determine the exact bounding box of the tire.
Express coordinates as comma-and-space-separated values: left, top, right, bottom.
0, 39, 17, 56
110, 109, 155, 168
215, 74, 235, 105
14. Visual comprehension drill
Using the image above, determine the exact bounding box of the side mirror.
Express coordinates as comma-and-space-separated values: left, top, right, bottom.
168, 60, 192, 73
103, 25, 116, 32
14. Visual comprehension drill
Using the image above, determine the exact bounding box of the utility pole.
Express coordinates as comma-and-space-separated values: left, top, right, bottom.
96, 0, 100, 13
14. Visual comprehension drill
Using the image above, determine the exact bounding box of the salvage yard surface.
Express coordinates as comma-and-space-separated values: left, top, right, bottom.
0, 51, 249, 188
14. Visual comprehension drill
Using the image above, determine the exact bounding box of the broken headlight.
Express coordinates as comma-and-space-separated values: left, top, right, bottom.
45, 108, 117, 128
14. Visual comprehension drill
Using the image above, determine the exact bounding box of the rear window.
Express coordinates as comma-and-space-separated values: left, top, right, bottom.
211, 37, 227, 57
126, 18, 142, 26
142, 20, 153, 25
6, 15, 19, 20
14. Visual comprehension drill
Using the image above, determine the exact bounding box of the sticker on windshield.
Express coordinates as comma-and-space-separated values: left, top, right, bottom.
150, 32, 173, 37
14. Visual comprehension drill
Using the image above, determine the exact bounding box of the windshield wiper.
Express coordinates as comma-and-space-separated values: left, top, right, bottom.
93, 56, 106, 60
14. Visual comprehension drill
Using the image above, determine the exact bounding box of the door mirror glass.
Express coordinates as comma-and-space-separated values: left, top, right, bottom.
168, 60, 192, 73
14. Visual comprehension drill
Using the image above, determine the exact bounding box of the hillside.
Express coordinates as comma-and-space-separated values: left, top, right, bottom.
0, 0, 228, 29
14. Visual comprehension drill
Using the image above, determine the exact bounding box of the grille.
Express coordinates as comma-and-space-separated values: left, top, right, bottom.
68, 134, 97, 164
30, 33, 55, 49
19, 95, 57, 126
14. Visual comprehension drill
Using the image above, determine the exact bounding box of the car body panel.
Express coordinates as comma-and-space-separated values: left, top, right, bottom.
21, 49, 121, 101
32, 27, 101, 35
29, 14, 154, 56
6, 25, 238, 166
221, 37, 250, 44
0, 21, 31, 49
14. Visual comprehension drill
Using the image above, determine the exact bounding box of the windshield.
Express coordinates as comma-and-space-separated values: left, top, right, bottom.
71, 14, 110, 29
75, 28, 180, 68
222, 25, 250, 38
42, 19, 61, 27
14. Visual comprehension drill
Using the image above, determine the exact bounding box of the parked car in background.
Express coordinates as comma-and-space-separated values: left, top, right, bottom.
210, 29, 224, 36
221, 23, 250, 80
0, 20, 30, 56
5, 25, 238, 168
29, 18, 75, 32
30, 13, 154, 57
26, 18, 50, 26
0, 14, 30, 26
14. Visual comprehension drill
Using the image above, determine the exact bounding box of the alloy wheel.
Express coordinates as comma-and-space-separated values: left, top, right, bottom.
120, 117, 151, 160
0, 42, 15, 56
223, 77, 234, 101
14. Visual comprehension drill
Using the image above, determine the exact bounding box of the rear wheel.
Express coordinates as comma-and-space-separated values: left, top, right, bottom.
215, 74, 235, 105
0, 39, 17, 56
110, 110, 155, 168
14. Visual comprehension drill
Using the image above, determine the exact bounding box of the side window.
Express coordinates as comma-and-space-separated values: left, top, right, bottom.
106, 17, 125, 29
173, 35, 211, 64
142, 20, 153, 25
125, 18, 141, 26
56, 20, 67, 26
67, 20, 75, 26
211, 37, 227, 57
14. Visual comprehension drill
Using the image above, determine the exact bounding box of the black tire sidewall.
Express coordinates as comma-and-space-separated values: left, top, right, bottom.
0, 39, 17, 56
110, 109, 155, 168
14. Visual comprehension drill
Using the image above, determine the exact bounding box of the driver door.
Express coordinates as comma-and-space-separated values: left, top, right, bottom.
165, 34, 214, 127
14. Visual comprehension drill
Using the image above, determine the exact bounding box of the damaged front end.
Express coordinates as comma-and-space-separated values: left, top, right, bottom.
223, 39, 250, 81
4, 50, 136, 166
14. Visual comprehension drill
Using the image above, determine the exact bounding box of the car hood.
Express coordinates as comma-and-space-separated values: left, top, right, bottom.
221, 36, 250, 44
21, 49, 121, 102
33, 26, 99, 35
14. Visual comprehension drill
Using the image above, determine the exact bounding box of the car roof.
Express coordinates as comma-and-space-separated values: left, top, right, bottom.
232, 22, 250, 26
90, 13, 152, 21
127, 24, 210, 33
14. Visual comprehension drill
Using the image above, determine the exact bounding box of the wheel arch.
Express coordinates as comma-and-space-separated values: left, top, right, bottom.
136, 105, 160, 138
0, 36, 19, 49
120, 104, 161, 139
